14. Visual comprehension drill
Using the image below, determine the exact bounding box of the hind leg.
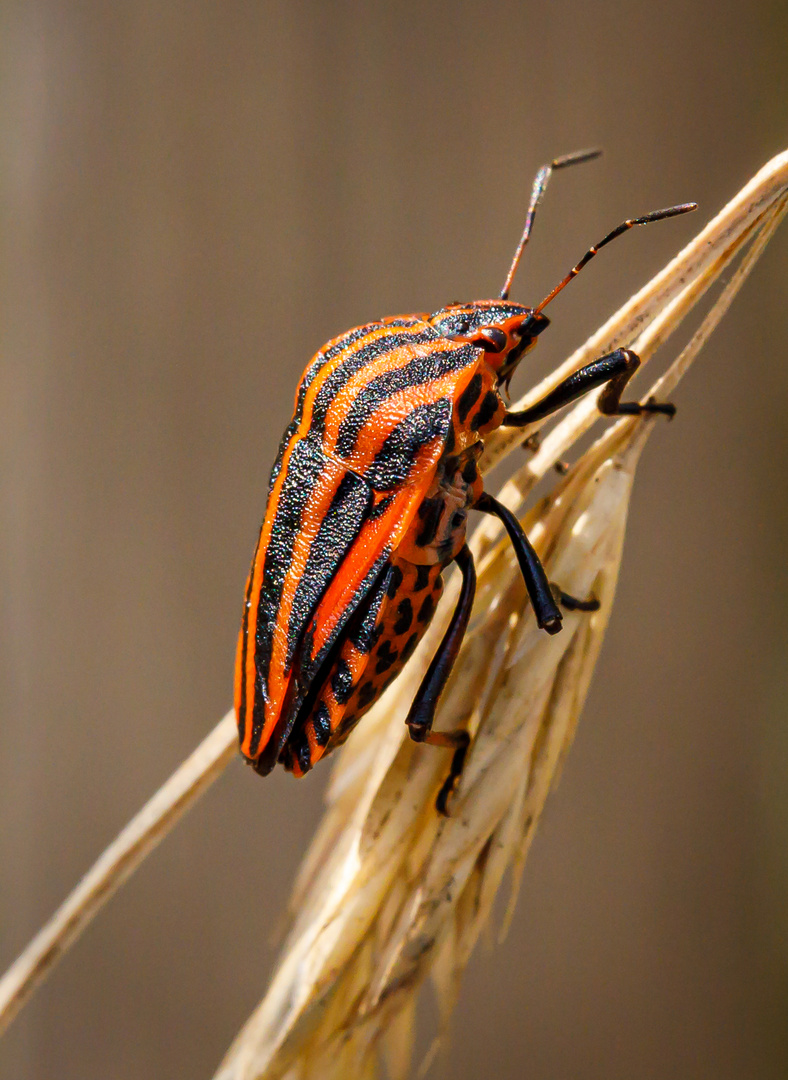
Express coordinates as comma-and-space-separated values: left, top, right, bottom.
405, 544, 476, 815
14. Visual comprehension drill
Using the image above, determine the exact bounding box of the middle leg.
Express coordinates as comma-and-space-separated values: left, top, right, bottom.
475, 492, 600, 633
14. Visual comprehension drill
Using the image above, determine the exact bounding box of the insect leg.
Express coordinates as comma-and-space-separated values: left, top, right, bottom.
502, 349, 675, 427
474, 492, 563, 633
405, 545, 476, 815
554, 588, 600, 612
477, 493, 599, 624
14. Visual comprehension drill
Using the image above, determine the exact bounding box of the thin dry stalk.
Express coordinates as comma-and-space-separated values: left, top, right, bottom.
1, 153, 786, 1057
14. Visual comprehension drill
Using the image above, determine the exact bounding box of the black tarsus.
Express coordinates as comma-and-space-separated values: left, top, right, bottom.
435, 733, 471, 816
544, 574, 602, 614
554, 587, 600, 613
474, 492, 563, 634
502, 348, 676, 427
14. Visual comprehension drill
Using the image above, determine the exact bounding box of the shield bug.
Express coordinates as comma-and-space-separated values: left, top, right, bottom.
235, 150, 696, 812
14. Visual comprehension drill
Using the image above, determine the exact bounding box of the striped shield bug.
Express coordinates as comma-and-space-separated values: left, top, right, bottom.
235, 150, 696, 812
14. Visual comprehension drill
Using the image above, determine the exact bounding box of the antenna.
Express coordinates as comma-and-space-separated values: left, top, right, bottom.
533, 203, 698, 315
499, 148, 602, 302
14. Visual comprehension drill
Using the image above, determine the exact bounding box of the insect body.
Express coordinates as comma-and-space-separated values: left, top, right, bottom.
235, 151, 696, 811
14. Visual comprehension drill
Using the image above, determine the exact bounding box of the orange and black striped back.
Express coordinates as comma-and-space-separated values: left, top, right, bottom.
234, 315, 484, 770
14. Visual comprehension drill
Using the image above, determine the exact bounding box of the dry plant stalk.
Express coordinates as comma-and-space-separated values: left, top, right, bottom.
1, 152, 787, 1063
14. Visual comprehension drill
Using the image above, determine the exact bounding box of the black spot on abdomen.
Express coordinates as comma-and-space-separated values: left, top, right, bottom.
418, 594, 436, 624
394, 599, 413, 635
375, 640, 399, 675
416, 496, 443, 546
357, 683, 377, 709
471, 390, 500, 431
402, 632, 419, 661
414, 565, 432, 592
456, 372, 483, 423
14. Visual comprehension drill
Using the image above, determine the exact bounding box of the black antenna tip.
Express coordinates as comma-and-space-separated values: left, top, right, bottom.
636, 202, 698, 225
552, 147, 603, 170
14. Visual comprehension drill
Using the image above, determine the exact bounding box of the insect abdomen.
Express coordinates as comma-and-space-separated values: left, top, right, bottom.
280, 559, 444, 775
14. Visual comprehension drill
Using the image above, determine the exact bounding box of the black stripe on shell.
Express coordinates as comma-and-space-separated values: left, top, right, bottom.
249, 435, 329, 757
310, 327, 437, 434
364, 399, 453, 491
418, 593, 436, 623
347, 567, 391, 654
334, 344, 479, 458
401, 632, 419, 660
386, 564, 404, 597
312, 704, 332, 746
331, 659, 354, 705
285, 468, 373, 670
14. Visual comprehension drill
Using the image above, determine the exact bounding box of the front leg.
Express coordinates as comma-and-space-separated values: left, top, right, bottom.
502, 349, 675, 427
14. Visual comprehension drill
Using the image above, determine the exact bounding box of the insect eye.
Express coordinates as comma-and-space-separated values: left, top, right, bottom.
454, 317, 471, 335
477, 327, 508, 353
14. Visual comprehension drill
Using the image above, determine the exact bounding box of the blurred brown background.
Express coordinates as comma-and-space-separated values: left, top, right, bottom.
2, 2, 787, 1078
